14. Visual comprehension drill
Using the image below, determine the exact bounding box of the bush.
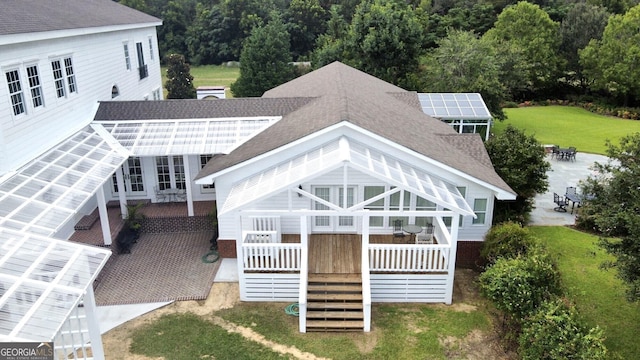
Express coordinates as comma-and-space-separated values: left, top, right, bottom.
479, 250, 562, 321
481, 222, 537, 265
519, 299, 607, 360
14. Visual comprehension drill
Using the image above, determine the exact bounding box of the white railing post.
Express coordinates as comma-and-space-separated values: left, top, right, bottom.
298, 215, 308, 333
361, 212, 372, 332
235, 212, 247, 300
444, 212, 460, 304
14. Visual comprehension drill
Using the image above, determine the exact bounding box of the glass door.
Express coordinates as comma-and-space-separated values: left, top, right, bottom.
112, 157, 146, 196
155, 156, 186, 190
312, 186, 356, 232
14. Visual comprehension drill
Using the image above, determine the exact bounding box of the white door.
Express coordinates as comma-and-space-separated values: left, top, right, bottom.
112, 157, 146, 196
312, 186, 355, 232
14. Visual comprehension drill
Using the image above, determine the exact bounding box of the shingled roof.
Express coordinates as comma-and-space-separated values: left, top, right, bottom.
0, 0, 160, 36
94, 98, 315, 120
198, 62, 514, 195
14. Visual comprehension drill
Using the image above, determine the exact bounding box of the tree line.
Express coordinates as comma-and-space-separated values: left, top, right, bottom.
120, 0, 640, 115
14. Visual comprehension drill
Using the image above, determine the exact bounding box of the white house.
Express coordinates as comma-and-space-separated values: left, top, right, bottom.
0, 1, 161, 358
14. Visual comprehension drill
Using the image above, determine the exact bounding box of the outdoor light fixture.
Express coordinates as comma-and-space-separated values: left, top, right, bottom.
298, 184, 303, 197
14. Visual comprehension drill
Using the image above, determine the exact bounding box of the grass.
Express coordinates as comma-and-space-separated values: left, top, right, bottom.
494, 106, 640, 155
161, 64, 240, 98
129, 312, 286, 360
130, 301, 494, 360
530, 226, 640, 359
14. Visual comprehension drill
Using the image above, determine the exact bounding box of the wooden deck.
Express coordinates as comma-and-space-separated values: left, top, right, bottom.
308, 234, 361, 274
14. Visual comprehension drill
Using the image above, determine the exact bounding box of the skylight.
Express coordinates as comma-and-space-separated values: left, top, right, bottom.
418, 93, 491, 120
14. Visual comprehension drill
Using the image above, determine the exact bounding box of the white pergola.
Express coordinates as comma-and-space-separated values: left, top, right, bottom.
0, 228, 110, 358
95, 116, 282, 156
220, 136, 474, 217
418, 93, 492, 140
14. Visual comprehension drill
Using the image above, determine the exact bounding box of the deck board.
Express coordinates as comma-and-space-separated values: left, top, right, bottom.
309, 234, 361, 274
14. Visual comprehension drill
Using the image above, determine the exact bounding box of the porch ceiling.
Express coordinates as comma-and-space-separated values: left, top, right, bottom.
0, 125, 129, 237
94, 116, 281, 156
0, 228, 111, 342
220, 136, 474, 216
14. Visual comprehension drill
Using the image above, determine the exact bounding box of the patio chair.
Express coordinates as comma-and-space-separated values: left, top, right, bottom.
393, 219, 405, 240
416, 225, 434, 244
154, 186, 168, 203
175, 188, 187, 201
551, 145, 561, 159
567, 147, 577, 161
566, 186, 577, 197
553, 192, 568, 212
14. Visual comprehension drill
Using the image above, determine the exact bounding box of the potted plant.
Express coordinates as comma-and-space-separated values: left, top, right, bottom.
118, 203, 146, 254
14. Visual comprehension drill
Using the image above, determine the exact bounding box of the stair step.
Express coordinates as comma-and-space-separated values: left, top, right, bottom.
308, 284, 362, 292
308, 273, 361, 283
306, 320, 364, 329
307, 293, 362, 301
307, 302, 363, 310
307, 311, 364, 319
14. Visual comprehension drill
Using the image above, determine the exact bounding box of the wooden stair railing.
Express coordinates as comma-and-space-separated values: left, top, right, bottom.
306, 273, 364, 332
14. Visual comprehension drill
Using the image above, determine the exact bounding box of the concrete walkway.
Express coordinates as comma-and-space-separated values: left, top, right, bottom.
529, 152, 608, 226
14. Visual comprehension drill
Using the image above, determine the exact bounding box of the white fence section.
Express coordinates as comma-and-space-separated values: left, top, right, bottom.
243, 273, 301, 301
370, 274, 449, 302
368, 244, 450, 272
249, 216, 281, 243
242, 231, 301, 271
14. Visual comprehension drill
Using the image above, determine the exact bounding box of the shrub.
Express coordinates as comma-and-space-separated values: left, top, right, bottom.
479, 250, 562, 321
519, 299, 607, 360
480, 222, 537, 265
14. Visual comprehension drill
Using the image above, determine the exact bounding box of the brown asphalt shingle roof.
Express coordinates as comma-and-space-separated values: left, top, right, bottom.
0, 0, 160, 36
197, 62, 514, 195
94, 98, 315, 120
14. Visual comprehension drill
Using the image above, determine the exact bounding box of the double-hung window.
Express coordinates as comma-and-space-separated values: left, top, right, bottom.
52, 56, 78, 98
123, 43, 131, 70
26, 65, 44, 108
472, 198, 488, 225
5, 69, 25, 116
51, 60, 66, 98
148, 36, 154, 61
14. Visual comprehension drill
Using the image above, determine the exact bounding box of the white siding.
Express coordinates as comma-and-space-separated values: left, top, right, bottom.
0, 27, 162, 175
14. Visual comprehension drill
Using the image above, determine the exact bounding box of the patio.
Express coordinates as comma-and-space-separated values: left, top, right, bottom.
69, 201, 220, 305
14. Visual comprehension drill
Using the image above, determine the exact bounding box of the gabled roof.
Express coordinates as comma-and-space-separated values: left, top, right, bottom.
0, 0, 160, 36
198, 62, 514, 196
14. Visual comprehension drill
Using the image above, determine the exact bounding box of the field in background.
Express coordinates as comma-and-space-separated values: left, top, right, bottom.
161, 64, 240, 98
495, 106, 640, 155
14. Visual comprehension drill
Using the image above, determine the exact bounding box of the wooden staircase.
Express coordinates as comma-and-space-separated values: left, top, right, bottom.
306, 273, 364, 332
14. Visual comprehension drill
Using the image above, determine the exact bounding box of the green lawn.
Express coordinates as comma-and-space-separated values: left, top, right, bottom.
494, 106, 640, 155
530, 226, 640, 359
161, 64, 239, 98
130, 300, 494, 359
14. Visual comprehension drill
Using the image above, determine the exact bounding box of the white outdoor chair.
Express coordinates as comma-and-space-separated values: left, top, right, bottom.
416, 225, 434, 244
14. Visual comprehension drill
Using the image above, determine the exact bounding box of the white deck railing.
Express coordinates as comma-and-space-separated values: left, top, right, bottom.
242, 231, 302, 271
368, 244, 450, 272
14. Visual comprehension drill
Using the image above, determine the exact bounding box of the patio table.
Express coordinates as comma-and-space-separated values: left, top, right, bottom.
403, 224, 423, 243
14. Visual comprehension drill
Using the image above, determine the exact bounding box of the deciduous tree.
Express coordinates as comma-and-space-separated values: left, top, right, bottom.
485, 125, 550, 223
579, 132, 640, 301
421, 30, 507, 119
580, 4, 640, 106
230, 14, 295, 97
483, 2, 562, 98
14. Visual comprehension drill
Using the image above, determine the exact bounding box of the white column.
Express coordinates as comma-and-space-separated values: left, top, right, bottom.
299, 215, 309, 333
235, 211, 246, 300
183, 154, 194, 216
83, 286, 105, 360
361, 213, 371, 332
444, 211, 460, 305
115, 166, 127, 219
96, 188, 112, 246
